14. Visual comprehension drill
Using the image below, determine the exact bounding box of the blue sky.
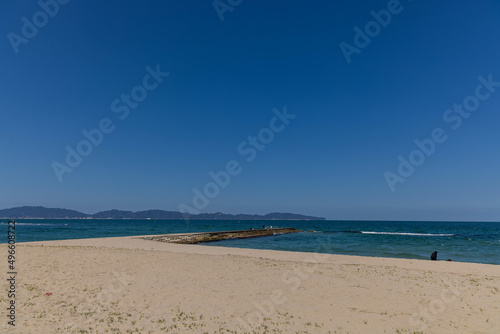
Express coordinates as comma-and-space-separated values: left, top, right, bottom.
1, 0, 500, 221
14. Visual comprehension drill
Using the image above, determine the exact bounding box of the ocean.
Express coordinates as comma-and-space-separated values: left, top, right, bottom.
2, 219, 499, 265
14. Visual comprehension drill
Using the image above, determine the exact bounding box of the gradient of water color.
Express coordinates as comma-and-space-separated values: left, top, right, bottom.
2, 219, 499, 265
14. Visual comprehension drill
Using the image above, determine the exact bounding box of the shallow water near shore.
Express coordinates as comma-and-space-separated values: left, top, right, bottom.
3, 219, 499, 265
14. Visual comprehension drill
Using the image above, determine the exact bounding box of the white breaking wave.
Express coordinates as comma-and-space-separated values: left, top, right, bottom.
361, 231, 454, 237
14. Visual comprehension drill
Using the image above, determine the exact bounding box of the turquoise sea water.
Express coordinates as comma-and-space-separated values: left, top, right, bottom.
2, 219, 499, 265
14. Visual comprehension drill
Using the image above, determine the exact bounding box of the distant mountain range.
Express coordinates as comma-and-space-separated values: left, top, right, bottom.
0, 206, 326, 220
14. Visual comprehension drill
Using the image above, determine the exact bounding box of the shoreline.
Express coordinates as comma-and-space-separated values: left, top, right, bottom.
3, 235, 499, 333
20, 234, 500, 274
19, 234, 500, 268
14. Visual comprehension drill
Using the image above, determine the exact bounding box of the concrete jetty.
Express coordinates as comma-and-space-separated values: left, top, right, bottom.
142, 227, 301, 244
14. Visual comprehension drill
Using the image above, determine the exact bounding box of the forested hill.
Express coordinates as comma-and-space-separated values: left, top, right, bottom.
0, 206, 326, 220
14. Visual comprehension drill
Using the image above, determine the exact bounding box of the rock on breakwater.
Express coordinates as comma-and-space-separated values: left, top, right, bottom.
142, 227, 302, 244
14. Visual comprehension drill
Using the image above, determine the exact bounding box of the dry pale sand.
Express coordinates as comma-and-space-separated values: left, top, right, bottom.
1, 235, 499, 334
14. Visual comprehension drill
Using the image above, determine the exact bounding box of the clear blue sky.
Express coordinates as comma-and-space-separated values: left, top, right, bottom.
2, 0, 500, 221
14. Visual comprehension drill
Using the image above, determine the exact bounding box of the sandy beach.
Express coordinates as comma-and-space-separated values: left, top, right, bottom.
2, 235, 499, 333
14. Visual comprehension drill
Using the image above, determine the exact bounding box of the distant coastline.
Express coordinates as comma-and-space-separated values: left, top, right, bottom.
0, 206, 326, 221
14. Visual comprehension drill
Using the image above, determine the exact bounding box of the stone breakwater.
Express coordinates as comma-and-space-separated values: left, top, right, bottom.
142, 228, 302, 244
